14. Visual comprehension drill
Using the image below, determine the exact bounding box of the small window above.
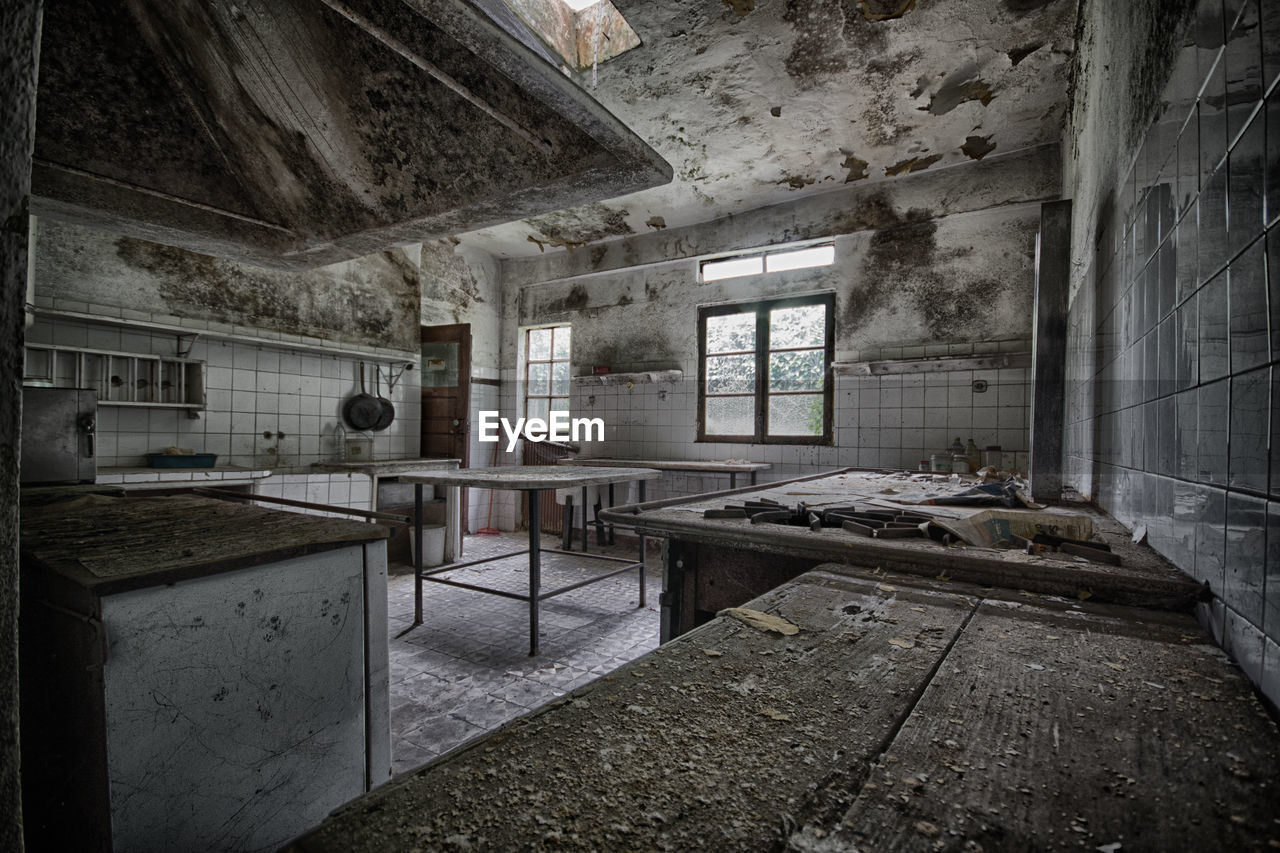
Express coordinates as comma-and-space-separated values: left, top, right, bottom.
503, 0, 640, 73
700, 243, 836, 283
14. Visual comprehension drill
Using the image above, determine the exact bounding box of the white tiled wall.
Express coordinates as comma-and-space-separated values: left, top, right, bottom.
559, 339, 1032, 503
26, 317, 421, 471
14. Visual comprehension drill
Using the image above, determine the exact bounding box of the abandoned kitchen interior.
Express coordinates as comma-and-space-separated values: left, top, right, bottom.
4, 0, 1280, 849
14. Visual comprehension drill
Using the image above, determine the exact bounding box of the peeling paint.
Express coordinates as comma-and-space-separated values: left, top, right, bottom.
857, 0, 916, 22
1008, 41, 1046, 66
525, 202, 634, 252
646, 216, 667, 230
841, 154, 871, 182
721, 0, 755, 17
778, 175, 816, 189
925, 76, 996, 115
961, 135, 997, 160
770, 106, 782, 117
885, 154, 942, 176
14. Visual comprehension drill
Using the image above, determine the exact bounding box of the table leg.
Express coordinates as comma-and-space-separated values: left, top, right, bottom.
580, 486, 588, 554
562, 494, 573, 551
607, 483, 616, 545
751, 471, 758, 486
414, 483, 423, 626
638, 480, 647, 608
730, 472, 737, 489
528, 490, 541, 656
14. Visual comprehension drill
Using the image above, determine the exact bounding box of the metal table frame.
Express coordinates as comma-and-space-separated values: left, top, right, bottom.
402, 469, 655, 655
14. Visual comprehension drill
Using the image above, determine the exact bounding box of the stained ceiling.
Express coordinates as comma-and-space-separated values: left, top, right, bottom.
28, 0, 1077, 270
460, 0, 1079, 258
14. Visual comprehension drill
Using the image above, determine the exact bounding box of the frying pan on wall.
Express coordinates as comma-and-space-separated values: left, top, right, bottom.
343, 363, 383, 431
371, 366, 395, 431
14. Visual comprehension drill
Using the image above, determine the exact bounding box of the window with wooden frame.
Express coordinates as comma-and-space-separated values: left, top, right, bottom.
524, 325, 571, 421
698, 294, 834, 444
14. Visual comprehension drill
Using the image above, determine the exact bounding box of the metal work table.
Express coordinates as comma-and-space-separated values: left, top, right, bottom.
557, 457, 772, 549
311, 458, 461, 559
600, 467, 1205, 641
558, 456, 771, 488
398, 465, 662, 655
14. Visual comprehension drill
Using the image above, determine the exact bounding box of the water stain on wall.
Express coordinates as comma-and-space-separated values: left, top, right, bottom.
115, 237, 418, 350
845, 213, 1028, 342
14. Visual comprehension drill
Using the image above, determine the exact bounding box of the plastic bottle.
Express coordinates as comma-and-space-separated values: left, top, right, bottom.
334, 422, 347, 461
949, 437, 965, 457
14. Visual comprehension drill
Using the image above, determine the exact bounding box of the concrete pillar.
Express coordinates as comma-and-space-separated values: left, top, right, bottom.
1029, 199, 1071, 503
1, 2, 42, 849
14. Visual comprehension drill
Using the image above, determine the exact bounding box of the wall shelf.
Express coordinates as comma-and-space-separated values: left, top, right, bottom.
832, 352, 1031, 377
572, 369, 683, 387
23, 343, 205, 409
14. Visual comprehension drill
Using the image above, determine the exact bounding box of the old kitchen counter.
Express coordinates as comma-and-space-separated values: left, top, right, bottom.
599, 468, 1204, 641
286, 562, 1280, 851
19, 493, 394, 853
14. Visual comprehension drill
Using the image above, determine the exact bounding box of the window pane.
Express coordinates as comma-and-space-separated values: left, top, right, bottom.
552, 327, 571, 359
765, 244, 835, 273
702, 255, 763, 282
770, 304, 826, 349
705, 396, 754, 435
551, 361, 570, 395
529, 328, 552, 360
768, 394, 824, 436
527, 362, 550, 396
706, 354, 755, 394
527, 397, 551, 422
769, 349, 825, 392
706, 313, 755, 354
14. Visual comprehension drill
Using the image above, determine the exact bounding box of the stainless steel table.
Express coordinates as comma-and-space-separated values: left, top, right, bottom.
398, 465, 662, 655
558, 457, 772, 547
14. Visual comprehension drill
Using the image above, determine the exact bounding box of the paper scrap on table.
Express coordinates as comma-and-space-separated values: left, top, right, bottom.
721, 607, 800, 635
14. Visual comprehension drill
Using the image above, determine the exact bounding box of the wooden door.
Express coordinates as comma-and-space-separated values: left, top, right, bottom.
420, 324, 471, 466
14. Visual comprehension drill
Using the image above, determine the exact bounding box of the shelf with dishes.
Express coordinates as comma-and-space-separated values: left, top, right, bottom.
23, 343, 205, 409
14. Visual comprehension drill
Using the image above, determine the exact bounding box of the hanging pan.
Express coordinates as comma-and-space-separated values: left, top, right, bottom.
371, 365, 395, 431
343, 363, 382, 431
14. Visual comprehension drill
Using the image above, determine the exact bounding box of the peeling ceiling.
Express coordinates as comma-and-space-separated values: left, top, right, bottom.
460, 0, 1078, 258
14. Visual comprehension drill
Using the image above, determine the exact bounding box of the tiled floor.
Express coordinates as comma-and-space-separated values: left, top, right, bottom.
386, 530, 661, 774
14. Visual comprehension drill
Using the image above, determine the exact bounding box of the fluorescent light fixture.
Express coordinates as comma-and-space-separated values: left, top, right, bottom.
561, 0, 601, 10
701, 255, 764, 282
765, 244, 835, 273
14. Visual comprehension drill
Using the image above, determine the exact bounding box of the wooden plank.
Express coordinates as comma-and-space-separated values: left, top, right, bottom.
287, 570, 978, 852
817, 598, 1280, 851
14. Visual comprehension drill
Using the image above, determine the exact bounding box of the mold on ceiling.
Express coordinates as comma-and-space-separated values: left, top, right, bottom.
30, 0, 671, 269
459, 0, 1078, 257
